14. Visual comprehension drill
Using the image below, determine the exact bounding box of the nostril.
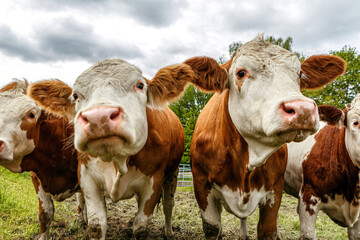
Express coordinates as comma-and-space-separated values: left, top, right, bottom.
78, 113, 89, 125
281, 103, 296, 115
110, 109, 120, 120
0, 140, 5, 151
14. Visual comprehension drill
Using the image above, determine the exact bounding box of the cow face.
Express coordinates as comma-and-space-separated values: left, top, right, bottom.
184, 35, 346, 169
319, 95, 360, 168
29, 59, 195, 172
0, 80, 41, 172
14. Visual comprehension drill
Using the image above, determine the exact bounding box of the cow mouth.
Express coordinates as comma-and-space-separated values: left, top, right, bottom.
87, 135, 128, 146
275, 129, 315, 143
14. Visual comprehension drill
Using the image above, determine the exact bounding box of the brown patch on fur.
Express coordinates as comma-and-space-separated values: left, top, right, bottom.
301, 125, 360, 219
128, 107, 184, 217
28, 79, 74, 120
147, 63, 197, 107
183, 56, 228, 92
300, 55, 346, 90
190, 90, 288, 237
318, 105, 344, 125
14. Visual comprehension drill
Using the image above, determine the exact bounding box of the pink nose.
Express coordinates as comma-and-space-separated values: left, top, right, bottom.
0, 140, 5, 152
280, 100, 317, 125
77, 106, 123, 134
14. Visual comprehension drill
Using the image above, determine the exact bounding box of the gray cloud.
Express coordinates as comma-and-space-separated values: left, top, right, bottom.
0, 18, 144, 63
26, 0, 186, 27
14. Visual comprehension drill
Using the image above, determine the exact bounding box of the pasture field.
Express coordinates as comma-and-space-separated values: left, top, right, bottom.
0, 167, 347, 239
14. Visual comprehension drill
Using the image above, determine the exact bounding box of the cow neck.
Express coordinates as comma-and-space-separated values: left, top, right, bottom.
20, 112, 78, 194
304, 125, 359, 202
227, 88, 280, 171
196, 91, 249, 190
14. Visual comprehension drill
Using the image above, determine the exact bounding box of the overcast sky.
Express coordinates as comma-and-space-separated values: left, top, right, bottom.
0, 0, 359, 87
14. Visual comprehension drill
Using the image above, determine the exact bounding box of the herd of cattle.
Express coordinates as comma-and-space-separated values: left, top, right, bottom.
0, 34, 359, 240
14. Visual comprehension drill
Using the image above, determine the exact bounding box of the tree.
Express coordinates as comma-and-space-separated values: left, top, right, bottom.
303, 46, 360, 108
169, 85, 212, 164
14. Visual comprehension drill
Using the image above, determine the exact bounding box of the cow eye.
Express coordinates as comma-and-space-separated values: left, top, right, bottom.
136, 82, 144, 90
73, 93, 78, 100
236, 69, 248, 79
354, 121, 359, 126
299, 71, 302, 79
27, 112, 35, 119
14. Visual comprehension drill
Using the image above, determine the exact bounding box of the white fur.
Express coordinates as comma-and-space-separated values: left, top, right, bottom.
79, 156, 155, 240
73, 59, 149, 162
37, 185, 54, 240
0, 93, 40, 172
299, 193, 320, 239
211, 184, 274, 218
345, 95, 360, 168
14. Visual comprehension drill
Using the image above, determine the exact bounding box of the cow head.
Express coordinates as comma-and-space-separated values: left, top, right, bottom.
29, 59, 195, 174
318, 94, 360, 168
0, 80, 42, 172
184, 35, 346, 170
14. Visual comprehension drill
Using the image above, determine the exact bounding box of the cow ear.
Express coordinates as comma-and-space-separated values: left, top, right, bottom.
183, 56, 229, 92
300, 55, 346, 90
147, 63, 197, 108
0, 79, 28, 94
318, 105, 345, 126
28, 79, 75, 120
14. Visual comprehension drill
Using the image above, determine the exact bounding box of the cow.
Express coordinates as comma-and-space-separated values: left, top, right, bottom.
0, 79, 86, 240
27, 59, 197, 239
182, 35, 347, 239
284, 94, 360, 240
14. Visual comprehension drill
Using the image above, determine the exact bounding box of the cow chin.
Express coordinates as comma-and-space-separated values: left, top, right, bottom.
276, 129, 314, 143
81, 136, 141, 162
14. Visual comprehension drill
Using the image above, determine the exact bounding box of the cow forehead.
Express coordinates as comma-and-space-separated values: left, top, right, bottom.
233, 36, 300, 73
348, 94, 360, 116
0, 94, 37, 117
74, 58, 143, 95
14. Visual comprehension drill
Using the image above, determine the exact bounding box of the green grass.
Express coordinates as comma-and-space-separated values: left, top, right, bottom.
0, 167, 348, 239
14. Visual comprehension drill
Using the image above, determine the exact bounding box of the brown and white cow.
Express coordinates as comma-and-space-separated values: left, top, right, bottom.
28, 59, 195, 239
284, 95, 360, 239
0, 79, 85, 240
183, 35, 346, 239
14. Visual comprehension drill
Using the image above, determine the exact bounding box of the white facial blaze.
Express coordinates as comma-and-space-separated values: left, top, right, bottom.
345, 94, 360, 168
0, 91, 40, 172
73, 59, 149, 164
227, 36, 318, 170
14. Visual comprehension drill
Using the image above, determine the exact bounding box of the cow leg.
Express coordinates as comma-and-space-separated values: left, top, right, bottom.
298, 193, 320, 240
239, 218, 249, 240
133, 178, 163, 239
162, 171, 178, 239
79, 167, 107, 240
257, 183, 283, 240
347, 218, 360, 240
31, 172, 54, 240
76, 191, 87, 224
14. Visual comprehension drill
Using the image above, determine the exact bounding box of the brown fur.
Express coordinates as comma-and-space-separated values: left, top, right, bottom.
147, 63, 197, 107
191, 90, 287, 237
183, 57, 228, 92
128, 107, 184, 216
318, 105, 345, 125
301, 125, 359, 219
300, 55, 346, 90
28, 79, 74, 120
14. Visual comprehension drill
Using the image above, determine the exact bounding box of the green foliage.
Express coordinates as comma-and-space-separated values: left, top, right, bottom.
169, 85, 212, 164
303, 46, 360, 108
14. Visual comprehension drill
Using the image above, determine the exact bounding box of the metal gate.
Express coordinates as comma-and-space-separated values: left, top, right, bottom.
177, 164, 193, 187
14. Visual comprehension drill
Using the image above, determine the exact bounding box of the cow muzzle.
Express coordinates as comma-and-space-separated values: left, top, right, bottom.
77, 106, 132, 145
